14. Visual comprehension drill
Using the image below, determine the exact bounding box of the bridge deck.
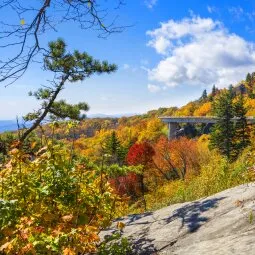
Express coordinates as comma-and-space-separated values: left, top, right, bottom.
159, 116, 255, 124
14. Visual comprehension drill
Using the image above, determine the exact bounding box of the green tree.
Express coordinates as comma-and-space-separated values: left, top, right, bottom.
252, 72, 255, 83
228, 84, 236, 98
20, 39, 117, 142
212, 84, 217, 96
104, 131, 127, 166
239, 84, 246, 95
200, 89, 207, 101
234, 94, 250, 154
210, 88, 236, 160
209, 84, 217, 101
246, 72, 252, 84
246, 72, 254, 96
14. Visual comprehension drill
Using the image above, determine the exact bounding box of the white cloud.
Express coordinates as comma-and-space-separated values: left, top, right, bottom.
149, 36, 171, 55
146, 16, 255, 88
247, 11, 255, 22
207, 6, 218, 14
144, 0, 157, 9
228, 6, 255, 23
228, 6, 244, 20
148, 84, 161, 93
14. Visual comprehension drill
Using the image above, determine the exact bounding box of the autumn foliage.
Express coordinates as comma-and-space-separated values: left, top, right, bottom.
153, 137, 200, 180
126, 142, 155, 167
109, 172, 141, 198
2, 72, 255, 253
0, 143, 123, 254
109, 142, 155, 202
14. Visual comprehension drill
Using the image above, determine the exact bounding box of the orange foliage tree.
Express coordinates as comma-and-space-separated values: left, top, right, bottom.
153, 137, 200, 180
193, 102, 212, 116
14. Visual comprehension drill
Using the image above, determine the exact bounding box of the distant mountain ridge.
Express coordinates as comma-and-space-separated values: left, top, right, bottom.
0, 113, 138, 133
0, 120, 18, 133
87, 113, 138, 118
0, 79, 252, 134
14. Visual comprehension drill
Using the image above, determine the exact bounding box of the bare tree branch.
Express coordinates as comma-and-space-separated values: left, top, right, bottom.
0, 0, 127, 86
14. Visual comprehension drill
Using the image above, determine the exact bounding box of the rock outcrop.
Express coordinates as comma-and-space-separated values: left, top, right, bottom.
100, 183, 255, 254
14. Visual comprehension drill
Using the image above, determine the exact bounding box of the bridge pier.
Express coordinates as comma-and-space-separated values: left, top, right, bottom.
160, 116, 255, 140
168, 122, 179, 140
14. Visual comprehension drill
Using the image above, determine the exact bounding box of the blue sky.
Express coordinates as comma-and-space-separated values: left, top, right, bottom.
1, 0, 255, 119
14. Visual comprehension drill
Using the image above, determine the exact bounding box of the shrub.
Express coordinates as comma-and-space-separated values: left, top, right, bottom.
0, 142, 123, 254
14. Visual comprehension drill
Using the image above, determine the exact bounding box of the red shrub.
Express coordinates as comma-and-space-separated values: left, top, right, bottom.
109, 172, 141, 198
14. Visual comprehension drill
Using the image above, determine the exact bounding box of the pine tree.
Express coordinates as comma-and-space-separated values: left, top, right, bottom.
246, 72, 254, 96
234, 94, 250, 154
20, 39, 117, 143
105, 131, 127, 165
209, 85, 217, 101
105, 131, 120, 156
210, 88, 236, 160
252, 72, 255, 83
228, 84, 236, 98
212, 85, 217, 97
239, 84, 246, 95
246, 72, 252, 84
200, 89, 207, 101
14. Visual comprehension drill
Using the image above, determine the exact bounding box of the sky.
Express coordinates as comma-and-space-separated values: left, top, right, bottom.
1, 0, 255, 119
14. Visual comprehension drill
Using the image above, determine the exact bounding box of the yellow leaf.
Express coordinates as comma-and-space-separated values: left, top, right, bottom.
31, 141, 37, 149
0, 241, 13, 252
86, 226, 98, 233
117, 221, 125, 230
89, 232, 100, 242
63, 247, 76, 255
20, 19, 25, 25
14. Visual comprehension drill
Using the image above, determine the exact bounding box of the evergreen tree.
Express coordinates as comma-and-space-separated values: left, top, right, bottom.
20, 39, 117, 142
210, 88, 236, 160
105, 131, 127, 165
105, 131, 120, 155
209, 85, 217, 101
212, 85, 217, 97
252, 72, 255, 83
228, 84, 236, 98
234, 94, 250, 154
246, 72, 254, 96
200, 89, 207, 101
239, 84, 246, 95
246, 72, 252, 84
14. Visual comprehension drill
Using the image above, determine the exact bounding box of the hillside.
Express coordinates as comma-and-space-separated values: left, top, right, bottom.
1, 73, 255, 254
1, 74, 254, 139
38, 74, 255, 143
100, 183, 255, 255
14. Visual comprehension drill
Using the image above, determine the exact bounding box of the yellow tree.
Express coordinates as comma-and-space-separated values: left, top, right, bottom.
194, 102, 212, 116
138, 119, 164, 142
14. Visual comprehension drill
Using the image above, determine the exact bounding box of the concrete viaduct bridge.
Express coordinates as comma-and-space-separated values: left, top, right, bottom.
159, 116, 255, 140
